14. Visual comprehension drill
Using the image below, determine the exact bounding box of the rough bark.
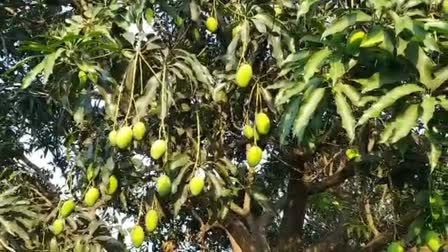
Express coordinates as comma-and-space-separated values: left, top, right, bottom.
277, 161, 308, 252
223, 213, 270, 252
306, 159, 354, 195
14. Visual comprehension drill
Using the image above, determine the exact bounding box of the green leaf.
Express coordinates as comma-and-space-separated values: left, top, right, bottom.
279, 96, 301, 145
380, 119, 397, 144
240, 20, 250, 52
42, 48, 64, 84
353, 70, 410, 93
329, 58, 345, 85
389, 104, 419, 143
168, 153, 192, 171
337, 84, 361, 105
357, 84, 424, 126
281, 51, 310, 67
171, 164, 192, 194
358, 96, 378, 106
261, 87, 275, 112
303, 48, 331, 83
269, 36, 283, 65
21, 49, 64, 89
22, 59, 46, 89
429, 142, 441, 172
274, 82, 307, 106
322, 11, 372, 38
174, 185, 189, 215
135, 73, 160, 120
293, 88, 326, 142
334, 90, 356, 142
250, 13, 282, 33
0, 216, 30, 242
428, 65, 448, 91
424, 20, 448, 34
437, 95, 448, 110
421, 96, 436, 128
360, 26, 394, 53
207, 171, 225, 199
405, 42, 434, 89
390, 12, 414, 36
218, 157, 237, 176
298, 0, 319, 17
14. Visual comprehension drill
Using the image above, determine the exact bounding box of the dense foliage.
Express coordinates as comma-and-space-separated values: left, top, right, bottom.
1, 0, 448, 251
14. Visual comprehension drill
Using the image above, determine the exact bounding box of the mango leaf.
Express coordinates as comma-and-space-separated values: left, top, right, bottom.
357, 84, 424, 126
358, 96, 378, 106
269, 35, 284, 65
390, 12, 414, 36
389, 104, 419, 143
280, 51, 310, 67
279, 96, 301, 145
303, 48, 331, 83
429, 142, 441, 172
334, 90, 356, 142
42, 48, 64, 84
329, 58, 345, 85
207, 171, 224, 199
250, 13, 282, 34
135, 73, 160, 120
0, 216, 30, 242
274, 82, 307, 106
360, 26, 394, 53
428, 65, 448, 91
22, 59, 46, 89
420, 96, 436, 128
293, 88, 326, 142
240, 20, 250, 52
267, 80, 295, 90
437, 95, 448, 110
380, 120, 397, 144
218, 157, 237, 176
405, 42, 434, 88
225, 33, 239, 71
322, 11, 372, 38
298, 0, 319, 17
173, 185, 189, 215
168, 153, 192, 171
337, 84, 361, 105
171, 164, 192, 194
261, 87, 275, 112
424, 20, 448, 34
353, 69, 410, 93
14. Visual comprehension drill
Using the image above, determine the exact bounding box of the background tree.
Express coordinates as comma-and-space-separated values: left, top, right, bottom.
0, 0, 447, 251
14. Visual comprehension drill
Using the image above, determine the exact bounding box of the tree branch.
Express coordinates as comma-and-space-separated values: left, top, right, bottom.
363, 209, 422, 251
364, 198, 380, 237
230, 191, 251, 217
306, 159, 355, 195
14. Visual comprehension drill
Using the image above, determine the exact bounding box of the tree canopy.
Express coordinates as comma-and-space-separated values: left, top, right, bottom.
0, 0, 447, 251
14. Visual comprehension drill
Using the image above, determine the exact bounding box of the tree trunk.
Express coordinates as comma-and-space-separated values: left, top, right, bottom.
277, 165, 308, 252
224, 213, 270, 252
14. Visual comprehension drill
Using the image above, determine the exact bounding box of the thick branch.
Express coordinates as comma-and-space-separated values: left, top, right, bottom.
364, 199, 380, 237
223, 213, 261, 252
277, 166, 307, 252
363, 209, 422, 251
306, 159, 355, 195
230, 191, 251, 216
